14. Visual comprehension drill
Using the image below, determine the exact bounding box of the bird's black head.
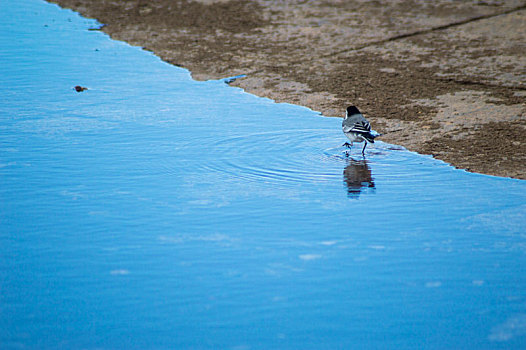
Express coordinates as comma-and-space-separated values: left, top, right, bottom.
346, 106, 361, 116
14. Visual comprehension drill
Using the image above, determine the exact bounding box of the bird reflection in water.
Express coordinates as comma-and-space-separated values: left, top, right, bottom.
343, 158, 375, 198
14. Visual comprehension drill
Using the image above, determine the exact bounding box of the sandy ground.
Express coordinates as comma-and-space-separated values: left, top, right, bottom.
50, 0, 526, 179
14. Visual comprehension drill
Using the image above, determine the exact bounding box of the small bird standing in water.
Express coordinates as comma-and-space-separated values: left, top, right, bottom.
342, 106, 381, 156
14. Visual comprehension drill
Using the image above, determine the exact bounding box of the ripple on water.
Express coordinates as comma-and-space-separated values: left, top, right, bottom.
197, 128, 415, 189
200, 129, 349, 186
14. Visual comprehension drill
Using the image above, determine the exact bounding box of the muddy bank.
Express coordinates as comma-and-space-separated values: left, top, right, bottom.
50, 0, 526, 179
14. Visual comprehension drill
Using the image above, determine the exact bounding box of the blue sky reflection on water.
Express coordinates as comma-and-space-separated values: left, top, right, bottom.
1, 0, 526, 349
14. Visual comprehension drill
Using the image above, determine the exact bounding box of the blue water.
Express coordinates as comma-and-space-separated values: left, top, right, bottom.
1, 1, 525, 349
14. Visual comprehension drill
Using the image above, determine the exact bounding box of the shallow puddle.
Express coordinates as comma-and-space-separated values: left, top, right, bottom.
1, 1, 525, 349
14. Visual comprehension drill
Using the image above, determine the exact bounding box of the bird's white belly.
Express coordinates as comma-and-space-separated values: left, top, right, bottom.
344, 132, 364, 143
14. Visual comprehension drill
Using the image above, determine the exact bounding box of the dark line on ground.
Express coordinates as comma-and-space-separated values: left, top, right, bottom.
434, 77, 526, 91
319, 4, 526, 59
246, 4, 526, 76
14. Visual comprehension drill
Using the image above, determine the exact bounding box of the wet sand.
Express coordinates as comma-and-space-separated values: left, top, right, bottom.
50, 0, 526, 179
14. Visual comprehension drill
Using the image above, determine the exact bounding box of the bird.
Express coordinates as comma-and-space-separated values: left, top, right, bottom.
342, 106, 381, 156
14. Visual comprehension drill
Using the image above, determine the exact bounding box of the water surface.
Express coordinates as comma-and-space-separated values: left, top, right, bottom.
1, 1, 525, 349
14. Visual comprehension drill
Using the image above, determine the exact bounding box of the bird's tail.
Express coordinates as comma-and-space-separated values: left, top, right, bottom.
363, 130, 382, 143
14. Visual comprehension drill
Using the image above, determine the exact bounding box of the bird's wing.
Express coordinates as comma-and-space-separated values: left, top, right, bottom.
349, 120, 371, 133
342, 125, 354, 133
343, 114, 372, 134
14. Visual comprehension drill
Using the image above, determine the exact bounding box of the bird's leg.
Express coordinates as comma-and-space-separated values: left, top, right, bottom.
342, 142, 352, 148
362, 141, 367, 156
